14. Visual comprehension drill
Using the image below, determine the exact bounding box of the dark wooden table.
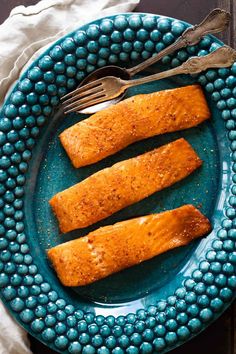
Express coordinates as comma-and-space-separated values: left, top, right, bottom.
0, 0, 235, 353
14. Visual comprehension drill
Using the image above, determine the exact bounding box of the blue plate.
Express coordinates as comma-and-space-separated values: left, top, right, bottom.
0, 13, 236, 354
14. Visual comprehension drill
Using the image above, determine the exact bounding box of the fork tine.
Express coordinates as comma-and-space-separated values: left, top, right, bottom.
64, 95, 109, 114
63, 90, 106, 112
61, 79, 103, 101
62, 85, 103, 107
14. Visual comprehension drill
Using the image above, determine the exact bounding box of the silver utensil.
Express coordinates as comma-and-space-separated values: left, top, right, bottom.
62, 45, 236, 114
62, 8, 230, 114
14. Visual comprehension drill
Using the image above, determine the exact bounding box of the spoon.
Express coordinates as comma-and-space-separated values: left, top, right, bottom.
71, 8, 230, 113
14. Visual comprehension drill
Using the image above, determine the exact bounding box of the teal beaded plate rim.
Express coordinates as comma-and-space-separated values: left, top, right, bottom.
0, 12, 236, 354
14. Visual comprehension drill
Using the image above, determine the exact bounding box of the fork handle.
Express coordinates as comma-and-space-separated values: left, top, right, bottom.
122, 46, 236, 89
127, 8, 230, 77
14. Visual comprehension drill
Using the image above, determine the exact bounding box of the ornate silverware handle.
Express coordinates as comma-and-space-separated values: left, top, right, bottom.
123, 46, 236, 89
181, 8, 230, 45
127, 8, 230, 77
181, 46, 236, 74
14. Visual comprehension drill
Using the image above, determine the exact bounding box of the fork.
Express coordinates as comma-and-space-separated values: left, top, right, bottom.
62, 46, 236, 114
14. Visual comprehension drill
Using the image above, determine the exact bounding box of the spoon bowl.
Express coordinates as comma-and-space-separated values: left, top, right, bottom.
78, 65, 130, 114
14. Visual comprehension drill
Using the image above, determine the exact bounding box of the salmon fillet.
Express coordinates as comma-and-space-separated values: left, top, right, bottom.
48, 205, 211, 286
60, 85, 210, 168
49, 138, 202, 233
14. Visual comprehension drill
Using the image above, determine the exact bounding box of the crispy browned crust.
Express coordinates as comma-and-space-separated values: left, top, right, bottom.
60, 85, 210, 168
47, 205, 211, 286
49, 138, 202, 232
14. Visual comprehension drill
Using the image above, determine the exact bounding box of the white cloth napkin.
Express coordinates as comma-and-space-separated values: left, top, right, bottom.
0, 0, 139, 353
0, 301, 32, 354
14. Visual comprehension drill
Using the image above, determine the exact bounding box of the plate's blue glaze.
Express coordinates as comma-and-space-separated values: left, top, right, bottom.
0, 13, 236, 354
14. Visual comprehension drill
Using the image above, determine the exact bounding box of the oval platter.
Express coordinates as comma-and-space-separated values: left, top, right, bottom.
0, 12, 236, 354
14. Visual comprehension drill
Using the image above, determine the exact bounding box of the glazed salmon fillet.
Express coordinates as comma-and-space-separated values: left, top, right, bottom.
60, 85, 210, 168
47, 205, 211, 286
49, 138, 202, 233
